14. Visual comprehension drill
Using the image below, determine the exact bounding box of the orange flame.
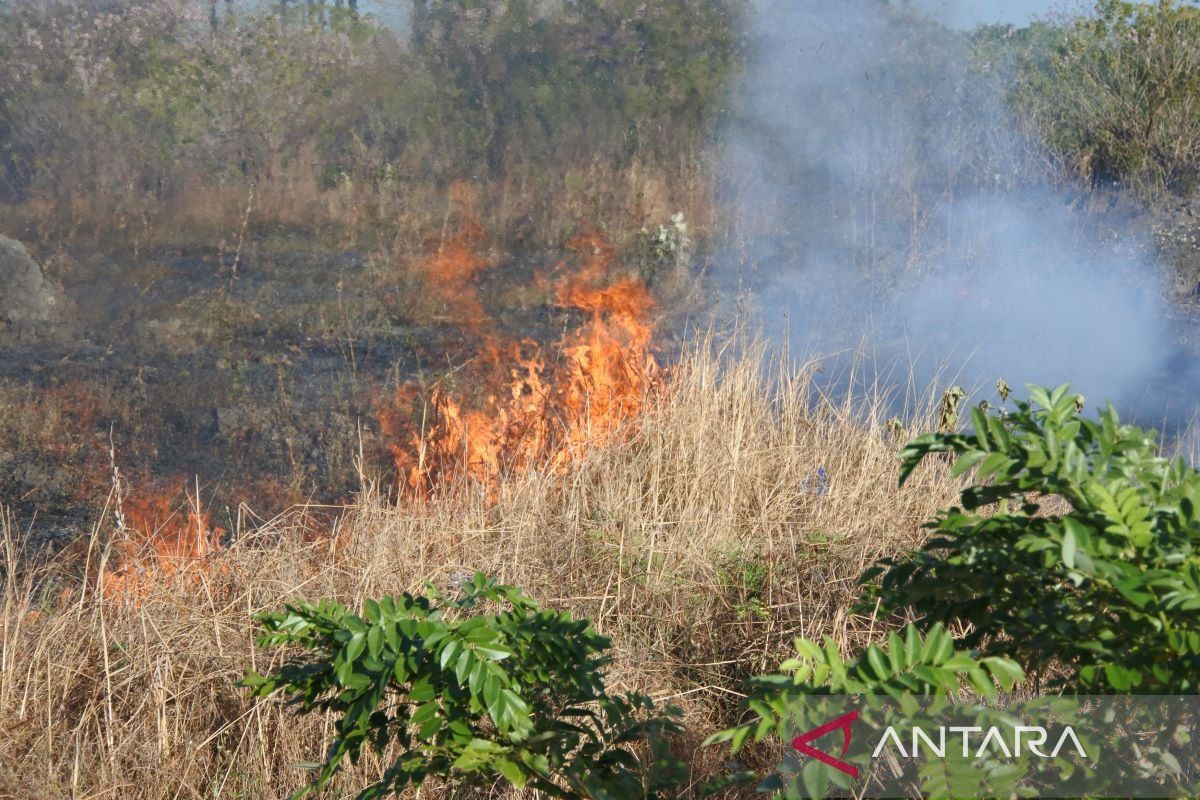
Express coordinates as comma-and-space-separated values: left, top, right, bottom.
99, 481, 223, 602
379, 228, 662, 495
553, 231, 660, 457
414, 181, 492, 327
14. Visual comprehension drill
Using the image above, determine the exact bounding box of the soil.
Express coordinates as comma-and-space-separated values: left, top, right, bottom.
0, 234, 624, 548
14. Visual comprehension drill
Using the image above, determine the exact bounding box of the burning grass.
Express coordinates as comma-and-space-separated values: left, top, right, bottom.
379, 228, 663, 495
98, 480, 224, 603
0, 344, 959, 798
412, 182, 494, 327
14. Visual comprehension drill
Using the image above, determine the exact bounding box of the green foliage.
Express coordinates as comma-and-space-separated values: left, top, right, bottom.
707, 623, 1022, 730
1011, 0, 1200, 199
703, 624, 1023, 798
243, 573, 683, 799
868, 383, 1200, 692
714, 546, 770, 621
705, 382, 1200, 794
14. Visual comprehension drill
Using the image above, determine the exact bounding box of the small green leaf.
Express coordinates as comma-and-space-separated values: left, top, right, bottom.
345, 632, 366, 663
363, 598, 381, 624
454, 648, 473, 684
495, 757, 526, 787
1062, 525, 1077, 569
865, 646, 891, 681
366, 625, 384, 661
903, 625, 921, 667
950, 449, 988, 478
732, 723, 752, 753
981, 657, 1025, 691
409, 701, 438, 727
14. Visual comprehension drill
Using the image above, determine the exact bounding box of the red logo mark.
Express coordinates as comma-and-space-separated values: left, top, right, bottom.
791, 709, 860, 779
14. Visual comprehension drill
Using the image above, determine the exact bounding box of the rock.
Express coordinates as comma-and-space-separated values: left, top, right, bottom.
0, 235, 59, 331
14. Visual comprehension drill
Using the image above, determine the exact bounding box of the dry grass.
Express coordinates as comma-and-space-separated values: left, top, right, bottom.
0, 344, 963, 799
4, 153, 717, 260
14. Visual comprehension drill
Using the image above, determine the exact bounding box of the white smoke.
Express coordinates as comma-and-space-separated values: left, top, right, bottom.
907, 0, 1070, 30
720, 0, 1181, 420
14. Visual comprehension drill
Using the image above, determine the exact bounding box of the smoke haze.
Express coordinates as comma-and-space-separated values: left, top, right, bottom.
908, 0, 1068, 29
722, 0, 1182, 419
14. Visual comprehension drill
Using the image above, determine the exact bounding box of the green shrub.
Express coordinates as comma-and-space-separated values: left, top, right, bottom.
703, 623, 1023, 797
1011, 0, 1200, 200
870, 383, 1200, 692
705, 384, 1200, 795
706, 618, 1190, 797
244, 573, 683, 799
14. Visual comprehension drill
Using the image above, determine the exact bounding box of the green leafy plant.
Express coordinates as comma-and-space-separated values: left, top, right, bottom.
243, 573, 683, 799
868, 383, 1200, 692
715, 547, 771, 622
703, 623, 1023, 797
705, 618, 1190, 798
704, 383, 1200, 796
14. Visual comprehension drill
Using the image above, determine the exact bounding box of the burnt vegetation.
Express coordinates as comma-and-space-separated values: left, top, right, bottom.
0, 0, 740, 532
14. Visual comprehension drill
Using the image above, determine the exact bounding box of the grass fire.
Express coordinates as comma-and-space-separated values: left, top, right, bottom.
379, 226, 663, 494
5, 0, 1200, 797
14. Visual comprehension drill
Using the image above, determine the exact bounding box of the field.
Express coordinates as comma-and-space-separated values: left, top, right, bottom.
1, 346, 966, 797
5, 1, 1200, 798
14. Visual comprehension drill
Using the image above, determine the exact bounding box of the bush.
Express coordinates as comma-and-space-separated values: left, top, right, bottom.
243, 572, 683, 799
705, 383, 1200, 795
869, 383, 1200, 692
1012, 0, 1200, 200
408, 0, 743, 174
0, 1, 379, 221
0, 0, 742, 242
703, 623, 1023, 797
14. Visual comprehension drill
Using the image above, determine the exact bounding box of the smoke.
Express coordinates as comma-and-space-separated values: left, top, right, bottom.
906, 0, 1065, 29
720, 0, 1182, 420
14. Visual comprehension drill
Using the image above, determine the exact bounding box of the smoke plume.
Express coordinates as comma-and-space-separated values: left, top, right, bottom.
720, 0, 1184, 422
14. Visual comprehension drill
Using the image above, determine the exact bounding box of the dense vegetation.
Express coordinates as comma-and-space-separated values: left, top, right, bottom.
1011, 0, 1200, 202
248, 385, 1200, 797
1, 348, 965, 797
0, 0, 743, 245
5, 0, 1200, 251
879, 384, 1200, 692
709, 384, 1200, 796
245, 574, 684, 798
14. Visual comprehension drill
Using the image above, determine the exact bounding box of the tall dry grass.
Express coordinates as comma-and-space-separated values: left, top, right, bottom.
0, 345, 963, 799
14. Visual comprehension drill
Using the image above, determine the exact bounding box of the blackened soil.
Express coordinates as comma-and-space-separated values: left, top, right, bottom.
0, 236, 618, 548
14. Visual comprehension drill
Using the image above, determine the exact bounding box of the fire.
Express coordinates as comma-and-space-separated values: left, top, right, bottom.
553, 232, 660, 453
414, 180, 492, 326
99, 481, 223, 601
379, 229, 663, 495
